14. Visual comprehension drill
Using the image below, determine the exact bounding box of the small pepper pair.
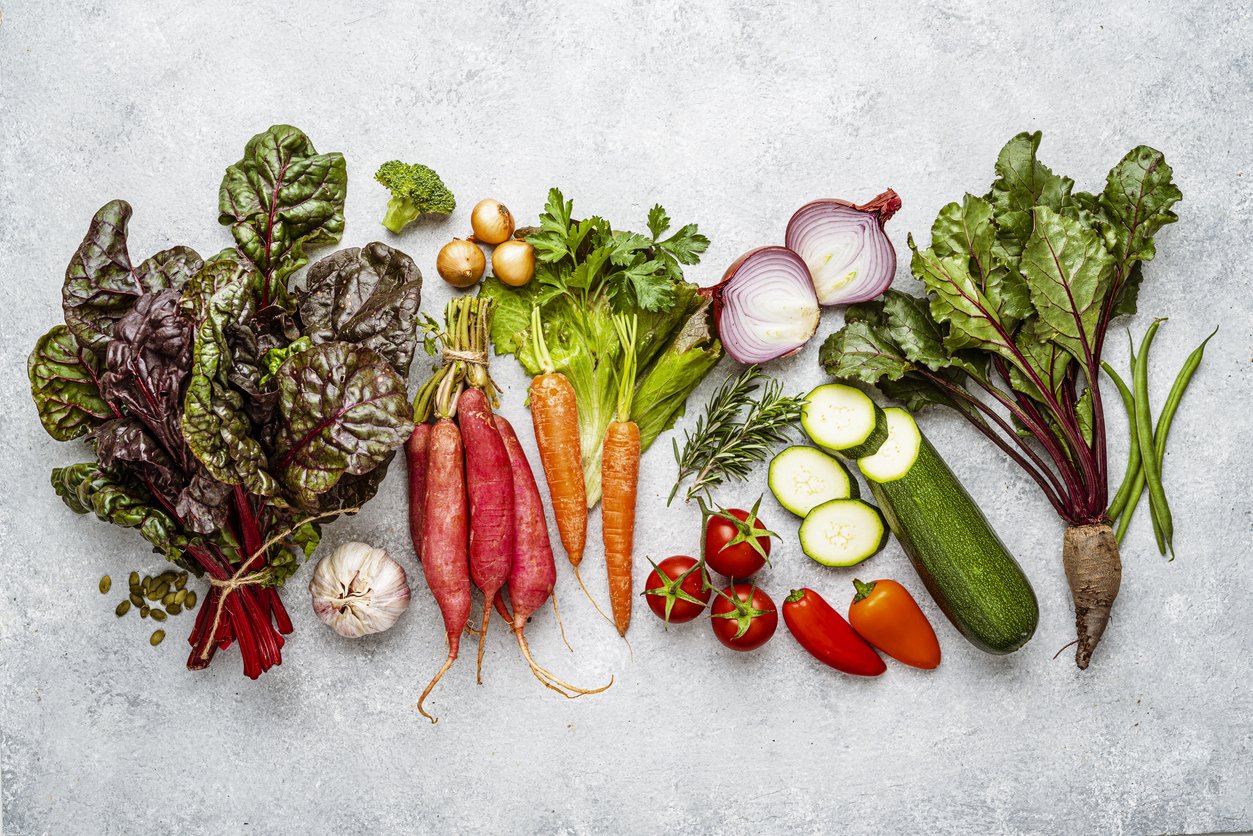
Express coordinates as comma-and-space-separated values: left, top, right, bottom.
782, 579, 941, 676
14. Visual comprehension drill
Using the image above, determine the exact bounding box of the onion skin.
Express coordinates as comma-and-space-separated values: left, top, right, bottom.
471, 199, 515, 245
438, 239, 486, 288
701, 246, 820, 364
492, 239, 536, 287
785, 189, 901, 306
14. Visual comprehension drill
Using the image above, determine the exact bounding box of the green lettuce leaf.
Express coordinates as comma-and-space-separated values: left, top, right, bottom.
218, 125, 346, 301
272, 342, 413, 508
28, 325, 113, 440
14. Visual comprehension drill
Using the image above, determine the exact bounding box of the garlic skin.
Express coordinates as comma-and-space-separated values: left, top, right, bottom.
309, 542, 411, 638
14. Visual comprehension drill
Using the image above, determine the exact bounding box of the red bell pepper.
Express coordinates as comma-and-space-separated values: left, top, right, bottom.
783, 587, 885, 677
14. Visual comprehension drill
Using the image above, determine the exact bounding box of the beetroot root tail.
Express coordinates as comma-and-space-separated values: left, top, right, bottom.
417, 654, 456, 723
1063, 523, 1122, 670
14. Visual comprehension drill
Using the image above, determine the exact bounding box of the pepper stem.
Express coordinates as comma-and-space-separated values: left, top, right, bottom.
852, 578, 876, 603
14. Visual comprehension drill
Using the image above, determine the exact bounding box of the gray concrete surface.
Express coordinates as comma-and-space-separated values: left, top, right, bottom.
2, 1, 1251, 833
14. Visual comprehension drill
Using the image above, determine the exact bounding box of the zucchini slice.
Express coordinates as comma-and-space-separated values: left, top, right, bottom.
857, 407, 922, 483
769, 446, 858, 517
799, 498, 888, 567
801, 384, 888, 459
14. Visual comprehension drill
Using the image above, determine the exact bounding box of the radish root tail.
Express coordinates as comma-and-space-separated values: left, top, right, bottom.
475, 600, 492, 686
1063, 523, 1122, 670
514, 629, 613, 699
417, 654, 456, 724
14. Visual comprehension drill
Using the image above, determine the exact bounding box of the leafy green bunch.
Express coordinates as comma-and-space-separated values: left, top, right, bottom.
821, 132, 1181, 525
481, 188, 723, 505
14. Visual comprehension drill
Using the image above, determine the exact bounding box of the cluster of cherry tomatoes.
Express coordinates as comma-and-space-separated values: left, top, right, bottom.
643, 499, 943, 675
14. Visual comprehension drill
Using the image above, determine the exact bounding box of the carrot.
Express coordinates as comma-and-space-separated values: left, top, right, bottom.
495, 414, 611, 698
601, 314, 640, 636
416, 416, 470, 723
528, 306, 603, 610
458, 385, 514, 684
404, 423, 431, 563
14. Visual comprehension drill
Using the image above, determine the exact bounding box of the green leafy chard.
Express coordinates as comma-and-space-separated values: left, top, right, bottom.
27, 126, 421, 680
481, 188, 721, 505
818, 132, 1186, 669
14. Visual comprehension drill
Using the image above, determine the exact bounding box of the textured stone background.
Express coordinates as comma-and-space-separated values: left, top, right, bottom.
2, 1, 1250, 834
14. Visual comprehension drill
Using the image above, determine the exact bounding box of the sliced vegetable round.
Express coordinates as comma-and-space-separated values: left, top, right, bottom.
799, 498, 888, 567
784, 190, 900, 306
857, 407, 922, 483
769, 445, 858, 517
704, 246, 819, 364
802, 383, 887, 459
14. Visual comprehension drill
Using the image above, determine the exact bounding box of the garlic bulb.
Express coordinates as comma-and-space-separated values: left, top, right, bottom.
309, 542, 411, 638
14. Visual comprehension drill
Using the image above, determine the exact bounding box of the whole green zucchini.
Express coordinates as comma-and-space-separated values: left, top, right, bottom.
860, 408, 1039, 654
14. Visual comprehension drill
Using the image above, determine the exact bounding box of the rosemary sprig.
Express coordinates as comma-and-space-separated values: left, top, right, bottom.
669, 365, 805, 504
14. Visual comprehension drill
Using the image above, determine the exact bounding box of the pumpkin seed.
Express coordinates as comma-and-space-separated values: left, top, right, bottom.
185, 591, 198, 609
140, 605, 150, 619
99, 575, 112, 594
153, 581, 170, 598
162, 592, 177, 607
115, 600, 131, 617
149, 630, 165, 646
129, 592, 144, 607
166, 603, 182, 616
173, 589, 187, 606
150, 609, 167, 622
174, 574, 187, 590
128, 571, 140, 588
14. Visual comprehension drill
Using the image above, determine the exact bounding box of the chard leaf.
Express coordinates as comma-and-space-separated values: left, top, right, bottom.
1109, 262, 1143, 319
100, 290, 195, 457
182, 272, 280, 497
93, 418, 183, 504
988, 131, 1075, 261
909, 242, 1019, 364
28, 325, 113, 440
273, 342, 413, 507
298, 243, 424, 377
1020, 206, 1116, 360
931, 194, 1033, 325
180, 257, 255, 325
52, 463, 185, 561
880, 289, 950, 369
878, 374, 961, 413
62, 201, 201, 351
218, 125, 346, 300
174, 469, 234, 535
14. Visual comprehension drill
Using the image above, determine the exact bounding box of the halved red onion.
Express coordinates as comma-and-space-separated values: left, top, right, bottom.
702, 246, 820, 364
785, 189, 901, 306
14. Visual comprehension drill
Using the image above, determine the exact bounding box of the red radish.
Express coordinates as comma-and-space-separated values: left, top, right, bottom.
405, 423, 431, 562
494, 414, 611, 698
416, 417, 471, 723
458, 386, 516, 683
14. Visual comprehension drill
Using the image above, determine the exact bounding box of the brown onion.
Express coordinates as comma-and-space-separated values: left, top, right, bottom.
437, 239, 486, 288
492, 239, 536, 287
470, 199, 515, 245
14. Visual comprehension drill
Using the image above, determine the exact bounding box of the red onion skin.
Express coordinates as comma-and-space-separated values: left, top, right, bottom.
786, 189, 902, 306
700, 246, 819, 364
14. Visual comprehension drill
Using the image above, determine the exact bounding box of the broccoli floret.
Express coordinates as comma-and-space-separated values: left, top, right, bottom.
374, 161, 456, 234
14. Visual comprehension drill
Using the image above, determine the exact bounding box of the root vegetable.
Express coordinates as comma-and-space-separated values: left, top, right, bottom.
600, 315, 640, 636
495, 414, 611, 697
416, 417, 471, 722
1062, 523, 1121, 670
405, 424, 431, 562
458, 386, 515, 683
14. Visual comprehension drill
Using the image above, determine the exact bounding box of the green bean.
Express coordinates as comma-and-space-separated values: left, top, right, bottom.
1102, 359, 1139, 523
1133, 319, 1172, 555
1116, 325, 1217, 548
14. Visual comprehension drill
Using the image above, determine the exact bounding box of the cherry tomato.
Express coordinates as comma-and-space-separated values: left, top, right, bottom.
643, 556, 711, 624
704, 497, 776, 578
710, 583, 777, 651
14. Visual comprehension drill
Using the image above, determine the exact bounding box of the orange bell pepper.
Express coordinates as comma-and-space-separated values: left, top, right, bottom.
848, 579, 941, 670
